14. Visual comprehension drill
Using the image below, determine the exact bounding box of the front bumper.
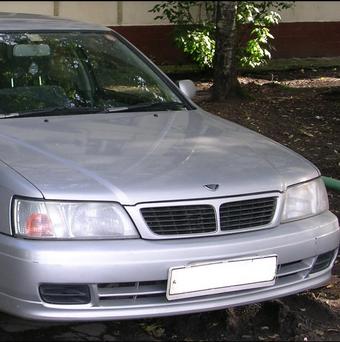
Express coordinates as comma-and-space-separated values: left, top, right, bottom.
0, 211, 338, 321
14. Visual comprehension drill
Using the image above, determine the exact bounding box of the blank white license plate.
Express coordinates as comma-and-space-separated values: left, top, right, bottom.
167, 255, 277, 300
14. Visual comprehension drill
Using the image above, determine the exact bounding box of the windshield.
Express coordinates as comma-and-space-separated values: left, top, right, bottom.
0, 31, 186, 116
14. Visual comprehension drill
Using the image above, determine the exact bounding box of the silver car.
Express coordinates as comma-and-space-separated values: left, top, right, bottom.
0, 12, 338, 321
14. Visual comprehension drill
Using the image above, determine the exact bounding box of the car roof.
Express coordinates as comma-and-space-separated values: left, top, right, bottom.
0, 12, 110, 32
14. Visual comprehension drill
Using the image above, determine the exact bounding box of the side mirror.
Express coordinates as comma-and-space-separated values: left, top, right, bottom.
178, 79, 197, 99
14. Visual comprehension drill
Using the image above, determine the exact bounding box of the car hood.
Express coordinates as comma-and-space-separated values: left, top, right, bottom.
0, 109, 319, 204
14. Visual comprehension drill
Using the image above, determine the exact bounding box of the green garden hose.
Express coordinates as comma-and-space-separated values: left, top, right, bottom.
322, 176, 340, 192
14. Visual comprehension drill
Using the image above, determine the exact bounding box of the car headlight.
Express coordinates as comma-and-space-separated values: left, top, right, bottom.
13, 199, 139, 239
281, 177, 329, 222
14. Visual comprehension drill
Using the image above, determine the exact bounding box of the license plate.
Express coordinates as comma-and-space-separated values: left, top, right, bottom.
166, 255, 277, 300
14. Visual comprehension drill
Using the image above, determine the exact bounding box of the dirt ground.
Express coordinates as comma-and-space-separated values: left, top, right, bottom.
0, 68, 339, 341
193, 67, 340, 341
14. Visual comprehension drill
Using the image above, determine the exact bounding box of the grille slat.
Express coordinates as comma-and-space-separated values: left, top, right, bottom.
142, 206, 213, 212
98, 284, 166, 298
220, 207, 274, 216
151, 227, 216, 234
151, 228, 215, 234
150, 226, 216, 232
220, 213, 274, 224
145, 222, 216, 229
220, 197, 276, 231
221, 222, 272, 230
143, 216, 215, 223
141, 205, 216, 235
221, 202, 275, 210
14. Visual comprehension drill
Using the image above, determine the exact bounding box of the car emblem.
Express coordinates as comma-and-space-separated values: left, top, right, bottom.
204, 184, 219, 191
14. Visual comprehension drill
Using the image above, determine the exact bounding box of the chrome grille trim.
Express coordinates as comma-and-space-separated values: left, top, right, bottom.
95, 281, 167, 306
276, 257, 315, 278
97, 281, 166, 299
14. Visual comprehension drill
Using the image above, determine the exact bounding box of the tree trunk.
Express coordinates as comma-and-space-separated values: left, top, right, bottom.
212, 1, 240, 101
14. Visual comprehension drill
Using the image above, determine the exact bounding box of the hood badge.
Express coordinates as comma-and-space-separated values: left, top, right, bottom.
204, 184, 219, 191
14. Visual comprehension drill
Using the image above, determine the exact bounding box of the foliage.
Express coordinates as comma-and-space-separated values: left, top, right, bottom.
150, 1, 294, 69
151, 1, 215, 68
176, 27, 215, 68
236, 2, 293, 68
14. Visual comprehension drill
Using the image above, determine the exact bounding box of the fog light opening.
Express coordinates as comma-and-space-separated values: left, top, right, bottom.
310, 250, 336, 274
39, 284, 91, 305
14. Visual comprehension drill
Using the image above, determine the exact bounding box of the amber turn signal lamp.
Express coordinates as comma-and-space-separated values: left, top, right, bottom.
25, 213, 54, 237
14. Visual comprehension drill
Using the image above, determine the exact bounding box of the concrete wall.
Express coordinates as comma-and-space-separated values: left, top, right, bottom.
0, 1, 54, 16
1, 1, 340, 26
280, 1, 340, 23
58, 1, 119, 25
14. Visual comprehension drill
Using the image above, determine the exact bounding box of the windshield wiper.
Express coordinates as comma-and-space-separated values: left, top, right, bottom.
104, 101, 186, 113
0, 106, 103, 119
0, 101, 187, 119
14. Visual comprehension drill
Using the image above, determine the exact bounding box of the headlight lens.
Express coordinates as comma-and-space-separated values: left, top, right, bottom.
281, 178, 329, 222
13, 199, 139, 239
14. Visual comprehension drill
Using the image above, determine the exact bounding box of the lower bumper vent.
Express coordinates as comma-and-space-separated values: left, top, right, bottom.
310, 250, 336, 274
39, 284, 91, 305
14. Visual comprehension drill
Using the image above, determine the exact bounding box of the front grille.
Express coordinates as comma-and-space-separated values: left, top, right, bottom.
140, 197, 277, 237
141, 205, 216, 235
220, 197, 276, 231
